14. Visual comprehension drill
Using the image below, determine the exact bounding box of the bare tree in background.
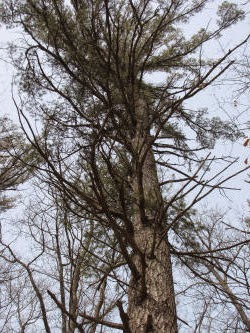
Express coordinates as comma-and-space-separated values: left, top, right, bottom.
173, 208, 250, 332
0, 184, 127, 332
0, 0, 249, 331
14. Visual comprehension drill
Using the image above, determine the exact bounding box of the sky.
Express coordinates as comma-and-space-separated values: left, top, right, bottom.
0, 2, 249, 332
0, 1, 250, 215
144, 1, 250, 215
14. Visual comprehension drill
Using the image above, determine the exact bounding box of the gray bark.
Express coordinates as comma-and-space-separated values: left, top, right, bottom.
127, 98, 177, 332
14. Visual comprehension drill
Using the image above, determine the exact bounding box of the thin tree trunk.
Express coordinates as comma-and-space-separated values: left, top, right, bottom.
127, 98, 178, 332
211, 267, 250, 332
68, 254, 81, 333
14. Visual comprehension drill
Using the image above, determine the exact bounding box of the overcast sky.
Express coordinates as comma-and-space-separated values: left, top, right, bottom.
0, 1, 249, 216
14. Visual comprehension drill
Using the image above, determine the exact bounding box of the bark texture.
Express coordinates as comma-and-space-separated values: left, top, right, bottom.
127, 98, 177, 332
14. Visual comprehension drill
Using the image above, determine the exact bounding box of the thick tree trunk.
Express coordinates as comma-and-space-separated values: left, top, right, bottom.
127, 228, 177, 332
127, 99, 178, 332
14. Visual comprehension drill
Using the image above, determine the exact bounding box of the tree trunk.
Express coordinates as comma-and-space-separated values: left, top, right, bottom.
127, 98, 178, 332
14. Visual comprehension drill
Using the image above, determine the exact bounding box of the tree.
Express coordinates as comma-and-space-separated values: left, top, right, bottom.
0, 185, 121, 332
0, 0, 249, 332
1, 194, 250, 332
173, 208, 250, 332
0, 117, 29, 212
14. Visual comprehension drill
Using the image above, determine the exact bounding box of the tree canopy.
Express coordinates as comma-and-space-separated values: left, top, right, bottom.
0, 0, 249, 332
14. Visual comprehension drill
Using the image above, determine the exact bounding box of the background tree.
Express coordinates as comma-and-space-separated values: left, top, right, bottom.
0, 185, 125, 332
173, 208, 250, 332
0, 0, 249, 332
0, 117, 29, 211
1, 194, 250, 332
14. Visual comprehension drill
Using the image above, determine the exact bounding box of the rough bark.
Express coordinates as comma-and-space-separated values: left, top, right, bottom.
127, 98, 177, 332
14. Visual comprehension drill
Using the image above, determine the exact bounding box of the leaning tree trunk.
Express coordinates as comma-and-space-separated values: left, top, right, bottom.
127, 98, 178, 332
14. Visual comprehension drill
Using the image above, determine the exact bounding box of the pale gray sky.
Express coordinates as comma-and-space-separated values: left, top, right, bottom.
0, 1, 249, 214
0, 3, 249, 332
